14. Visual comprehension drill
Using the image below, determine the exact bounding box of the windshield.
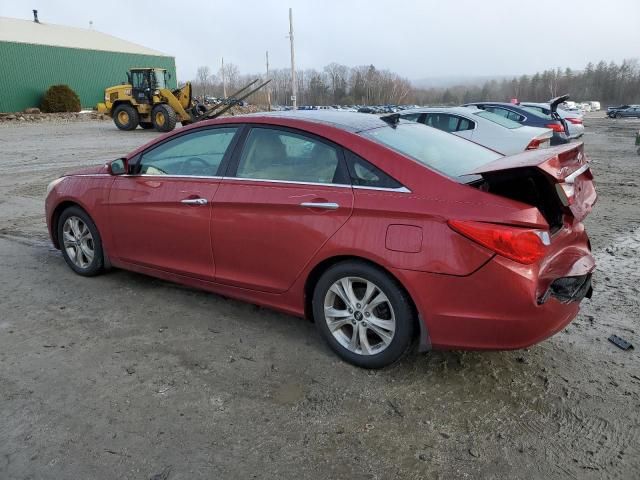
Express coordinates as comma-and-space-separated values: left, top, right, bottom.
154, 70, 167, 89
473, 110, 522, 129
362, 123, 502, 178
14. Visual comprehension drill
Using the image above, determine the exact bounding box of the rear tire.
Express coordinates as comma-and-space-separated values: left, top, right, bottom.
152, 104, 177, 132
113, 104, 139, 131
312, 261, 415, 369
139, 121, 154, 129
57, 206, 104, 277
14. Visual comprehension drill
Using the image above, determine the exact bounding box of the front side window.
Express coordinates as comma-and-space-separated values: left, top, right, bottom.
235, 128, 343, 184
137, 127, 238, 176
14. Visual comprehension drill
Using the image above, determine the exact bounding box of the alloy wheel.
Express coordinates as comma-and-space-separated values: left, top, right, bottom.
323, 276, 396, 356
62, 216, 95, 269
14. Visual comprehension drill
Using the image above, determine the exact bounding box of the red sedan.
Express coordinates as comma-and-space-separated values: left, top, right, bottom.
45, 111, 596, 368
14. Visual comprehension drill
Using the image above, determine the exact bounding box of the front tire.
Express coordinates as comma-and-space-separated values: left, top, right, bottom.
615, 113, 622, 119
152, 104, 177, 132
113, 104, 139, 130
57, 207, 104, 276
312, 261, 415, 369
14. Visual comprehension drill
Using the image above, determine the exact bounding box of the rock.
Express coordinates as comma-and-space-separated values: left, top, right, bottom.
6, 114, 16, 120
24, 107, 41, 114
18, 116, 25, 121
469, 447, 480, 458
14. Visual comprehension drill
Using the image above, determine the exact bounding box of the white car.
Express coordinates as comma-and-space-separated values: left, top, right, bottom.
398, 106, 553, 155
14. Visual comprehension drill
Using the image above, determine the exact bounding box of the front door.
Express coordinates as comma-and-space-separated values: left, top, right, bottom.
131, 70, 151, 104
211, 126, 354, 293
108, 126, 240, 280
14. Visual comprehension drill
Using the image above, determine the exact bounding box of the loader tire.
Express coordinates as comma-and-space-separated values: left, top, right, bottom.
152, 104, 177, 132
113, 104, 139, 131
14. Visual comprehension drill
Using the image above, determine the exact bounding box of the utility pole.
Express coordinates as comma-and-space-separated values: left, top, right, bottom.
221, 57, 227, 98
266, 51, 272, 111
288, 8, 297, 110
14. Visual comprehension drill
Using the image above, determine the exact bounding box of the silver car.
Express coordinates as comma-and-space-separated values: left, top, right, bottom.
521, 102, 585, 139
398, 106, 553, 155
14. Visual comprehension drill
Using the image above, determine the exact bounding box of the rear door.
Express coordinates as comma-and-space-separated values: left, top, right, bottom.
211, 126, 354, 293
108, 126, 240, 280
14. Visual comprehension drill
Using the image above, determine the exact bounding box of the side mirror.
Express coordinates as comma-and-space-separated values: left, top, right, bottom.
109, 158, 126, 175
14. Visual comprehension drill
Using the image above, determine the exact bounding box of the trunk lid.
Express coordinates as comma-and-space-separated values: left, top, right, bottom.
548, 94, 571, 133
468, 142, 596, 226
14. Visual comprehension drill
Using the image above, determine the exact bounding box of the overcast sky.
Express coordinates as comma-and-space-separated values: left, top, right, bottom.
2, 0, 639, 83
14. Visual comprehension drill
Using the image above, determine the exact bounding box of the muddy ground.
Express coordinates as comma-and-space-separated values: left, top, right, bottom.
0, 114, 638, 480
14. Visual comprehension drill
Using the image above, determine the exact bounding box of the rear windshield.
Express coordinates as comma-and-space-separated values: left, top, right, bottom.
361, 123, 502, 178
473, 110, 522, 129
520, 106, 552, 120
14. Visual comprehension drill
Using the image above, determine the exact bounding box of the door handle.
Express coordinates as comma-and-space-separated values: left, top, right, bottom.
299, 202, 339, 210
181, 198, 208, 205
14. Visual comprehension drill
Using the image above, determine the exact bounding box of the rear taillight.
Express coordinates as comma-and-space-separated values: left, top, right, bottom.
448, 220, 549, 265
566, 117, 583, 125
545, 123, 565, 133
526, 137, 550, 150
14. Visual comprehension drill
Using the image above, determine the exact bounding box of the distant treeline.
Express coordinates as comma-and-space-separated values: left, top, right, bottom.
190, 59, 640, 106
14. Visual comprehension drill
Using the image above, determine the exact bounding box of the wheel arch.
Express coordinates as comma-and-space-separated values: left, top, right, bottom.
303, 255, 424, 343
303, 255, 416, 318
110, 100, 135, 117
50, 200, 91, 249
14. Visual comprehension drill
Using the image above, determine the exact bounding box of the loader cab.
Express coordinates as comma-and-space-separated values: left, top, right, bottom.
128, 68, 168, 104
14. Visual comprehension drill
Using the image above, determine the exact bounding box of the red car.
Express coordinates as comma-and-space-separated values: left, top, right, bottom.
45, 112, 596, 368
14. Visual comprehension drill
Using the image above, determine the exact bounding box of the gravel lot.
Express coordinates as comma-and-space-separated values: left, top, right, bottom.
0, 114, 638, 480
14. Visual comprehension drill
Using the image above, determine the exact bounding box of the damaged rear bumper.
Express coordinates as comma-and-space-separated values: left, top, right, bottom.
538, 273, 593, 305
392, 223, 594, 351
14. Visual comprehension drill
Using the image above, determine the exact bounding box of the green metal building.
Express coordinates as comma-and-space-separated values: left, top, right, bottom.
0, 15, 177, 112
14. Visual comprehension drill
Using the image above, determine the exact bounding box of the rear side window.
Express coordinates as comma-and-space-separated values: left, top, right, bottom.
345, 151, 403, 189
235, 127, 345, 184
423, 113, 474, 132
473, 110, 522, 129
484, 107, 524, 122
423, 113, 459, 132
456, 117, 474, 131
520, 106, 552, 120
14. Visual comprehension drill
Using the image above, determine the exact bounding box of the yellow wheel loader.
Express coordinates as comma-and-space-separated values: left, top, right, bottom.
97, 68, 270, 132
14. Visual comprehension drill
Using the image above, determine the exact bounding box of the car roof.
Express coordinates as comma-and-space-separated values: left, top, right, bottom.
218, 110, 398, 133
398, 106, 481, 116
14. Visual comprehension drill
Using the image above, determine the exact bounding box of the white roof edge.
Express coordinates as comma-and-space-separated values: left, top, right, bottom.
0, 16, 173, 58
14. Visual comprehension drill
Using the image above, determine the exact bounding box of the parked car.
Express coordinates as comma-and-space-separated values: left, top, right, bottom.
398, 106, 553, 155
45, 111, 596, 368
520, 102, 585, 139
589, 101, 601, 111
607, 105, 640, 118
464, 99, 570, 145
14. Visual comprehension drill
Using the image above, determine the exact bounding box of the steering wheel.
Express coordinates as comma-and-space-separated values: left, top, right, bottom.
181, 157, 209, 175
